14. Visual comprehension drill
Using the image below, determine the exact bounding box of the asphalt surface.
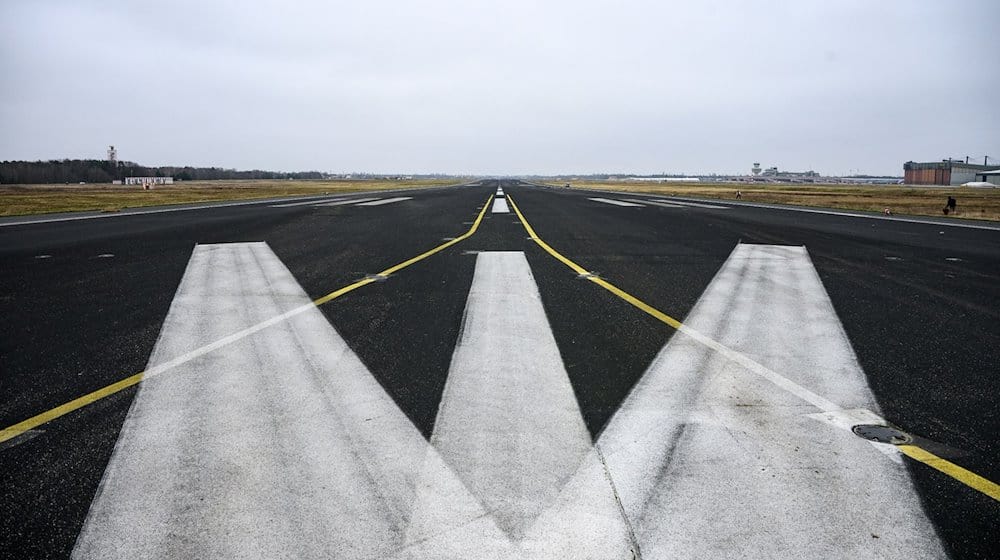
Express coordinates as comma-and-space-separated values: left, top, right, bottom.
1, 180, 997, 558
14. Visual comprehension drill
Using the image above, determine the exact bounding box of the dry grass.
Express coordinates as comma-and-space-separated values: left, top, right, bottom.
0, 179, 462, 217
550, 181, 1000, 221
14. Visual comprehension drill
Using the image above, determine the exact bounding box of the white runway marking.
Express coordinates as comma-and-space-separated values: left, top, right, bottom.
314, 197, 380, 206
622, 197, 729, 209
622, 198, 685, 208
593, 244, 945, 559
269, 196, 347, 207
73, 243, 436, 559
358, 196, 412, 206
651, 198, 729, 209
72, 243, 946, 559
491, 198, 510, 213
406, 251, 631, 556
588, 197, 643, 207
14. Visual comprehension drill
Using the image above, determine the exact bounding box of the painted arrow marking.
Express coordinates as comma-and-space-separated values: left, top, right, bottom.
403, 252, 633, 557
72, 243, 438, 559
74, 244, 945, 559
593, 244, 945, 559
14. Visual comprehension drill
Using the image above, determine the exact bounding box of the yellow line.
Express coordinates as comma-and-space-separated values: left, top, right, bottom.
898, 445, 1000, 501
0, 373, 144, 445
0, 196, 493, 446
507, 194, 1000, 504
508, 195, 682, 329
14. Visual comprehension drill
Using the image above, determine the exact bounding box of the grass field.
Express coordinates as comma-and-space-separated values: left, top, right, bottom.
548, 181, 1000, 221
3, 179, 999, 221
0, 179, 464, 217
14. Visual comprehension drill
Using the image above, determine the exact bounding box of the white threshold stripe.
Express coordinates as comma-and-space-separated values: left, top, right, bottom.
588, 197, 643, 207
491, 198, 510, 213
315, 197, 380, 206
269, 196, 348, 207
593, 244, 945, 559
358, 197, 412, 206
406, 251, 631, 556
72, 242, 441, 560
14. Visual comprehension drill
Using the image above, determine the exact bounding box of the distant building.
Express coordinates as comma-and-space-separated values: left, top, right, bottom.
759, 166, 817, 179
903, 160, 993, 185
124, 176, 173, 185
975, 169, 1000, 186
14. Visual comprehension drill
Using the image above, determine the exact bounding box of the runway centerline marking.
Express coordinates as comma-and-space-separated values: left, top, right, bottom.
505, 194, 1000, 504
491, 198, 510, 213
0, 195, 494, 446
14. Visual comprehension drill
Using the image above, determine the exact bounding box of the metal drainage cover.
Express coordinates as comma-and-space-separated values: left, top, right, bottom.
852, 424, 912, 445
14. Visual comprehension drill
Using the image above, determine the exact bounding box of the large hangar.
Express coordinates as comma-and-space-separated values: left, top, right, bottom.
903, 160, 994, 185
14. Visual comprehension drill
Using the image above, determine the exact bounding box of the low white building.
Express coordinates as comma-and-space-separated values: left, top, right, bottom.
974, 170, 1000, 186
124, 176, 173, 185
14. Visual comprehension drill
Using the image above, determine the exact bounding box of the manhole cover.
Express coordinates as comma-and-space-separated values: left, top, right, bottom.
852, 424, 912, 445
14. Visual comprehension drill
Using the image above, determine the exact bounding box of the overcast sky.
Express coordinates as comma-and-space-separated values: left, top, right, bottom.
2, 0, 998, 176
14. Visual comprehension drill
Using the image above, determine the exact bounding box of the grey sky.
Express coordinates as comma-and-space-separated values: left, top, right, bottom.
2, 0, 998, 176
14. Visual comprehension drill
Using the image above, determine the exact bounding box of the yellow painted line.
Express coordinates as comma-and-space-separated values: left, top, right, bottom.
0, 195, 493, 446
898, 445, 1000, 501
509, 195, 681, 329
507, 193, 1000, 504
0, 373, 144, 445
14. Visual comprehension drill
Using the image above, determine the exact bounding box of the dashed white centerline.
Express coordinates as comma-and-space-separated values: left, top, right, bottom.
491, 198, 510, 213
588, 197, 643, 207
357, 197, 412, 206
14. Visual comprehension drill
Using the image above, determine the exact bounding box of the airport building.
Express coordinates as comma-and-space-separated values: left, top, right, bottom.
975, 169, 1000, 186
124, 176, 174, 185
903, 160, 993, 185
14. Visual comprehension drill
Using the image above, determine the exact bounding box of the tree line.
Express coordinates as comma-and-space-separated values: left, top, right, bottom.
0, 159, 324, 184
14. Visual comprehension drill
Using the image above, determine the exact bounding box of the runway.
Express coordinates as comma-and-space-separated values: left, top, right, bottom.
1, 180, 997, 558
